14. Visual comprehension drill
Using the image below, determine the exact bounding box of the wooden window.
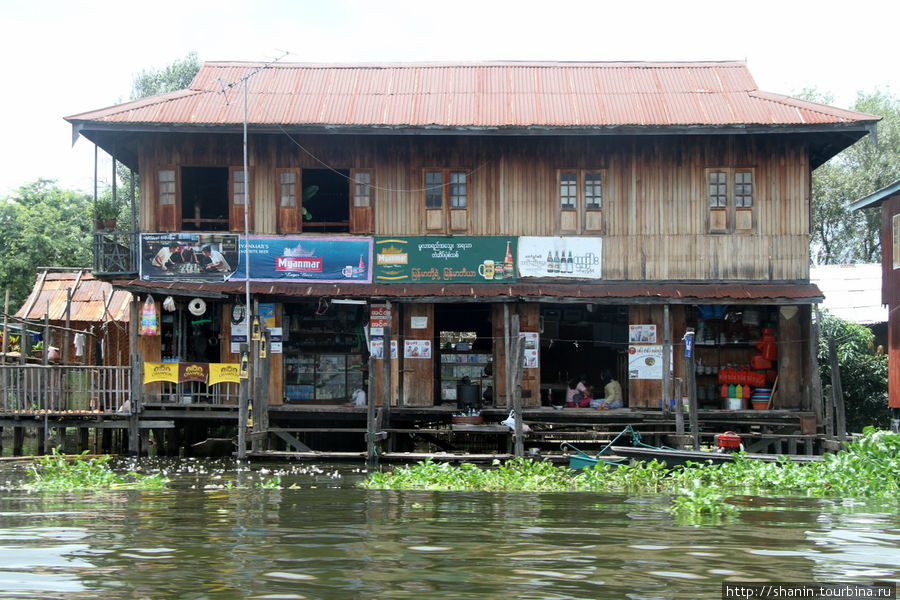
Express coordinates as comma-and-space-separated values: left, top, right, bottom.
424, 169, 469, 233
158, 169, 176, 205
559, 171, 577, 210
558, 169, 604, 233
425, 171, 443, 209
706, 168, 754, 233
349, 168, 374, 234
228, 166, 253, 232
280, 171, 298, 207
584, 171, 603, 210
156, 168, 178, 231
277, 168, 302, 233
353, 171, 372, 207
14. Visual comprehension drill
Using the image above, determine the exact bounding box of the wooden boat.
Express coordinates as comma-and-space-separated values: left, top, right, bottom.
560, 442, 624, 469
609, 445, 824, 468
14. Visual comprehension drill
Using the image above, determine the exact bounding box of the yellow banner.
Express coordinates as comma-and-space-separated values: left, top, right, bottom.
143, 362, 179, 384
209, 363, 241, 386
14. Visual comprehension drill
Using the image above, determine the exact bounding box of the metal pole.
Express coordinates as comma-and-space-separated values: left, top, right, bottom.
237, 77, 253, 459
684, 329, 700, 450
662, 304, 671, 416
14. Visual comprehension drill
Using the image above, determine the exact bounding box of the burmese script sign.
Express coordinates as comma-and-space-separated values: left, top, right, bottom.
518, 236, 602, 279
374, 237, 517, 283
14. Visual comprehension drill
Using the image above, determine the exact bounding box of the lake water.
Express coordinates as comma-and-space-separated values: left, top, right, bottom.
0, 458, 897, 599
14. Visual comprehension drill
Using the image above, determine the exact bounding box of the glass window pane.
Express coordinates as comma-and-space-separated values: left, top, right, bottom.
425, 171, 443, 209
159, 169, 176, 205
233, 169, 247, 205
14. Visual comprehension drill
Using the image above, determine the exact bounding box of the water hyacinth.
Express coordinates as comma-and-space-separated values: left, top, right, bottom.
362, 428, 900, 518
26, 449, 169, 491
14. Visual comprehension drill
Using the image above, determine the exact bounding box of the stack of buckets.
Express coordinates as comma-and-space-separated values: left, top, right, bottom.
718, 327, 777, 410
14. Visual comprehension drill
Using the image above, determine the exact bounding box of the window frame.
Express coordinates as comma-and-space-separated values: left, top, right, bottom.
557, 168, 605, 234
423, 168, 470, 233
705, 167, 755, 234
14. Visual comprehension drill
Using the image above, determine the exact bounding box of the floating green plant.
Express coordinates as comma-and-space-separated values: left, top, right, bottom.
27, 449, 168, 491
361, 429, 900, 520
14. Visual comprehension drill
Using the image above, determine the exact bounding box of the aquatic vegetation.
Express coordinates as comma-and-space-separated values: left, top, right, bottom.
361, 429, 900, 521
27, 449, 169, 491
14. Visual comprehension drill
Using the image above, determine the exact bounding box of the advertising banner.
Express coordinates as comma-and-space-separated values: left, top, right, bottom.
140, 233, 240, 282
374, 236, 517, 283
209, 363, 241, 386
518, 236, 602, 279
231, 236, 372, 283
143, 362, 180, 384
178, 362, 209, 384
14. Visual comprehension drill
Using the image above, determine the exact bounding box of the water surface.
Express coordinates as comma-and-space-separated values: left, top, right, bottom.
1, 458, 897, 599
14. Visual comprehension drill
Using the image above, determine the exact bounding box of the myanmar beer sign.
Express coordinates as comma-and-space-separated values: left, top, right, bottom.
374, 237, 517, 284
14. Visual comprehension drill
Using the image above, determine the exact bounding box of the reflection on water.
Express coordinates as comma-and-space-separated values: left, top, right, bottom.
0, 459, 897, 599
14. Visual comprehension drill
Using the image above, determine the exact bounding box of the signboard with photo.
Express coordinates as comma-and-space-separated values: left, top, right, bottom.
140, 233, 240, 282
627, 345, 672, 380
518, 236, 602, 279
374, 236, 517, 283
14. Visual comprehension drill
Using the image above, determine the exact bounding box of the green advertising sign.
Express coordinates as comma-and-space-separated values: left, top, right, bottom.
374, 237, 518, 284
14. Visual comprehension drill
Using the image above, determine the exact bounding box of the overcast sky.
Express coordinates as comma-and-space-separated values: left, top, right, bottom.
2, 0, 898, 196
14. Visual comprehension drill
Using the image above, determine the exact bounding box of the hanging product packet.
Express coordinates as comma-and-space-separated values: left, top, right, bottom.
140, 295, 159, 336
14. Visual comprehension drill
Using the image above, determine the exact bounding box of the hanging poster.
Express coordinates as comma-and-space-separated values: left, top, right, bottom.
209, 363, 241, 386
628, 345, 666, 380
143, 362, 179, 384
374, 236, 517, 283
140, 233, 240, 282
231, 236, 372, 282
521, 332, 539, 369
178, 363, 209, 384
629, 324, 657, 344
369, 304, 391, 336
517, 236, 602, 279
370, 339, 398, 360
404, 340, 432, 359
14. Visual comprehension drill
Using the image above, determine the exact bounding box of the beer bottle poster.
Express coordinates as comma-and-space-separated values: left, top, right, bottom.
373, 236, 517, 284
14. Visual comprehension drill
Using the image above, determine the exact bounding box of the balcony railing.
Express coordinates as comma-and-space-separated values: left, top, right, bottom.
93, 229, 139, 276
0, 365, 130, 415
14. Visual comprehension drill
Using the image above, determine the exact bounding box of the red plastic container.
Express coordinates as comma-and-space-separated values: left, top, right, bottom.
716, 431, 742, 449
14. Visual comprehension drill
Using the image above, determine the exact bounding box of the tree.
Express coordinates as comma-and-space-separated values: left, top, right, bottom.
101, 52, 203, 228
817, 312, 889, 433
809, 89, 900, 264
130, 51, 201, 100
0, 180, 93, 309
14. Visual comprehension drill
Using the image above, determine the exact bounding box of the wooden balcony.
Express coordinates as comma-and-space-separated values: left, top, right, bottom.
93, 229, 139, 277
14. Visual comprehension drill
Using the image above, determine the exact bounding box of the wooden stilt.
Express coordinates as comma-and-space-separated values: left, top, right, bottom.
13, 426, 24, 456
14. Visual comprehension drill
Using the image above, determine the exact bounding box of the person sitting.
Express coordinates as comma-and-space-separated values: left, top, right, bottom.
565, 375, 588, 408
597, 371, 624, 409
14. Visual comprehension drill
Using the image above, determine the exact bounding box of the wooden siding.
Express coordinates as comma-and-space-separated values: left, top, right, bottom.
138, 133, 811, 281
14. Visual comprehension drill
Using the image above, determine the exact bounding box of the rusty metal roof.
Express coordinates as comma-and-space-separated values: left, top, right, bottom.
66, 61, 878, 131
113, 279, 823, 305
15, 270, 131, 322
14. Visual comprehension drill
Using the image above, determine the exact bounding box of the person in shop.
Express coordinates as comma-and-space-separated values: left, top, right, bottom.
565, 374, 589, 408
597, 370, 623, 409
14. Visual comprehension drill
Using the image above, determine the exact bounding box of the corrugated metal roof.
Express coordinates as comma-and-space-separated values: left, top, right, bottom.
113, 278, 823, 305
66, 61, 879, 131
810, 264, 887, 324
14, 270, 131, 322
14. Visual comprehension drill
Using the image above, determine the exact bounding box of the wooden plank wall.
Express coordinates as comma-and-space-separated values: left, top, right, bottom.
138, 132, 812, 282
490, 304, 541, 408
401, 303, 434, 406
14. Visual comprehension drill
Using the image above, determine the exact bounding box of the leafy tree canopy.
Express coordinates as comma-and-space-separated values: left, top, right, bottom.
807, 88, 900, 264
0, 180, 93, 309
130, 51, 201, 100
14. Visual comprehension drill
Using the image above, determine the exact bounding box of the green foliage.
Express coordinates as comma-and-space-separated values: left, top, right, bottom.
130, 51, 201, 100
27, 449, 169, 490
362, 429, 900, 522
817, 312, 889, 432
93, 195, 122, 221
805, 88, 900, 264
0, 179, 93, 307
